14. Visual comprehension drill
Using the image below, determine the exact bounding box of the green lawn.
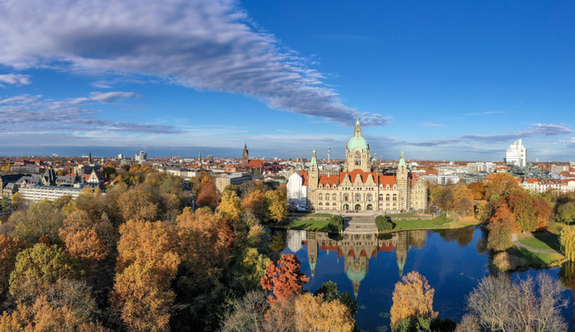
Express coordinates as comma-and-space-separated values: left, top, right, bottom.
288, 219, 331, 232
393, 219, 438, 230
518, 232, 561, 252
510, 246, 565, 266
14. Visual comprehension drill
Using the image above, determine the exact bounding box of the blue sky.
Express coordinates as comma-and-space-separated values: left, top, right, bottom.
1, 0, 574, 161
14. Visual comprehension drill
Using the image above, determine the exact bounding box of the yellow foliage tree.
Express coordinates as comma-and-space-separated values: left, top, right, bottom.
217, 190, 244, 223
242, 190, 266, 222
265, 190, 287, 223
484, 173, 523, 201
560, 225, 575, 261
390, 271, 438, 328
294, 293, 354, 332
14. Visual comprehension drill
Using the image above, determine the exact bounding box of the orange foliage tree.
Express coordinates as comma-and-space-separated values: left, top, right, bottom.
533, 195, 552, 230
390, 271, 438, 328
59, 210, 111, 265
484, 173, 522, 201
261, 254, 309, 305
468, 181, 485, 200
508, 193, 537, 232
294, 293, 354, 332
196, 178, 220, 210
242, 190, 266, 222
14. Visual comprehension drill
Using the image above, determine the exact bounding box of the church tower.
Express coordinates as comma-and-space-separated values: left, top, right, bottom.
308, 149, 319, 207
242, 143, 249, 166
396, 150, 410, 211
344, 116, 371, 172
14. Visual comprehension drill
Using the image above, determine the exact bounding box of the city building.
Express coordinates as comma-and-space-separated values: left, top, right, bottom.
506, 139, 527, 167
288, 118, 427, 212
19, 185, 84, 202
215, 172, 253, 193
135, 151, 147, 162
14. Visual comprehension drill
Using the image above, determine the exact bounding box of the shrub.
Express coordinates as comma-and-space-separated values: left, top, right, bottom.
375, 215, 394, 231
328, 215, 344, 233
431, 212, 451, 226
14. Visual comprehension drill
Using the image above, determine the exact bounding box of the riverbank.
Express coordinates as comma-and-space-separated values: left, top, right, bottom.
495, 230, 567, 271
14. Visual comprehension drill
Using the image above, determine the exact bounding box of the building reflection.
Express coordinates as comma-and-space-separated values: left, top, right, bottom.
287, 229, 427, 298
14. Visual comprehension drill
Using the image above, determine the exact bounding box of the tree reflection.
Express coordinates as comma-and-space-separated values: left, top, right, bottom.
435, 227, 475, 248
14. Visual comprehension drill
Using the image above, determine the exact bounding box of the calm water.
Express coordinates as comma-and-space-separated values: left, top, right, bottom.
280, 226, 575, 332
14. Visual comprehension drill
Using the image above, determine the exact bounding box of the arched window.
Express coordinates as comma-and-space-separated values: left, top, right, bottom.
355, 204, 361, 211
326, 195, 330, 201
393, 194, 397, 201
379, 194, 383, 201
355, 194, 361, 201
386, 203, 390, 206
393, 203, 397, 206
332, 194, 337, 201
366, 194, 373, 201
343, 204, 349, 210
319, 202, 323, 206
367, 204, 373, 211
326, 184, 330, 189
386, 194, 390, 201
344, 194, 349, 202
379, 203, 383, 206
318, 194, 323, 200
332, 202, 336, 206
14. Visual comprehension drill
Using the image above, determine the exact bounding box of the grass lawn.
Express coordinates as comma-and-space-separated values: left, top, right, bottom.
387, 212, 421, 218
510, 246, 565, 266
518, 232, 561, 252
393, 219, 437, 230
288, 219, 331, 232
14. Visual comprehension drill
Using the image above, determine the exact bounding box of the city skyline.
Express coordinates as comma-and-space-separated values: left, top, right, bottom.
1, 1, 575, 160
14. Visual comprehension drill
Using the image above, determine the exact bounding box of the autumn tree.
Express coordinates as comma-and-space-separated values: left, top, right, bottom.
9, 200, 66, 245
486, 218, 514, 252
59, 210, 112, 265
0, 235, 25, 295
490, 197, 519, 233
508, 193, 537, 232
265, 190, 288, 223
468, 181, 485, 200
117, 184, 159, 221
432, 187, 454, 212
484, 173, 522, 201
294, 293, 355, 332
390, 271, 438, 328
195, 177, 219, 210
454, 197, 474, 218
560, 225, 575, 261
533, 195, 552, 230
218, 190, 244, 223
242, 190, 266, 222
475, 200, 492, 222
9, 243, 83, 303
261, 254, 310, 304
220, 291, 269, 332
235, 248, 271, 292
314, 281, 358, 318
176, 207, 229, 292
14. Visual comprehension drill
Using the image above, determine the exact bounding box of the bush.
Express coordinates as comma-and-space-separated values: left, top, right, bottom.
328, 215, 344, 233
431, 212, 451, 226
375, 215, 394, 231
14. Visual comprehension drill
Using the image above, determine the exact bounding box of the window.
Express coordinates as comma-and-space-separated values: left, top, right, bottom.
343, 204, 349, 210
344, 194, 349, 202
355, 194, 361, 201
318, 194, 323, 200
367, 204, 373, 210
393, 194, 397, 201
386, 194, 390, 201
379, 194, 383, 201
355, 204, 361, 211
367, 194, 373, 201
332, 202, 336, 206
332, 194, 337, 201
326, 195, 330, 201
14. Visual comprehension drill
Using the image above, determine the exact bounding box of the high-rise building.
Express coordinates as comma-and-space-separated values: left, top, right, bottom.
506, 139, 527, 167
135, 151, 147, 162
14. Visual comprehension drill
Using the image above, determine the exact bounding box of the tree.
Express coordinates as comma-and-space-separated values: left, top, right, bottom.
328, 215, 344, 233
475, 200, 492, 222
261, 254, 309, 304
235, 248, 271, 292
294, 293, 354, 332
117, 185, 159, 221
432, 187, 454, 212
10, 192, 24, 210
9, 243, 83, 302
265, 190, 288, 223
508, 193, 537, 232
486, 218, 513, 252
466, 274, 567, 332
314, 281, 358, 317
484, 173, 522, 201
390, 271, 437, 328
490, 197, 519, 233
220, 291, 269, 332
468, 182, 485, 200
59, 210, 111, 264
112, 263, 176, 332
454, 197, 474, 218
176, 207, 229, 292
533, 196, 552, 230
560, 225, 575, 261
242, 190, 266, 222
0, 235, 25, 295
10, 200, 66, 245
196, 177, 220, 210
454, 186, 473, 201
557, 202, 575, 224
375, 215, 394, 231
218, 190, 244, 223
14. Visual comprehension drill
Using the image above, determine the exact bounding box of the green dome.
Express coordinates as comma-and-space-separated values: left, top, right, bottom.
346, 266, 366, 283
347, 136, 369, 152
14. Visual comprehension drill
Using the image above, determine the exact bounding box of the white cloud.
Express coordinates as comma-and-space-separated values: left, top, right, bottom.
0, 0, 389, 127
0, 74, 31, 87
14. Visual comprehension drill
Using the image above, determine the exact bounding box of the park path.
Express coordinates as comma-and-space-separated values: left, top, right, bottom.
511, 238, 558, 254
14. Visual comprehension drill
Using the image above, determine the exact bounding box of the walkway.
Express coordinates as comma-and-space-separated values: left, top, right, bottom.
511, 238, 558, 254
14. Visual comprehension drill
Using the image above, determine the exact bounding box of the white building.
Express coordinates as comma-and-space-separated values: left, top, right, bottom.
135, 151, 147, 162
19, 186, 84, 202
520, 178, 575, 194
506, 139, 527, 167
287, 172, 308, 211
287, 230, 307, 253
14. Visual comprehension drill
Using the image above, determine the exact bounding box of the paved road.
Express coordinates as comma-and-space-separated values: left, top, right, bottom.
511, 238, 559, 254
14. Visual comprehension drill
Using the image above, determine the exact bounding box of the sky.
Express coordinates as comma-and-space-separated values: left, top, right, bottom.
1, 0, 575, 161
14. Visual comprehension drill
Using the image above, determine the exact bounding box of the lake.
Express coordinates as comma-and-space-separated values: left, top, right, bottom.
280, 226, 574, 332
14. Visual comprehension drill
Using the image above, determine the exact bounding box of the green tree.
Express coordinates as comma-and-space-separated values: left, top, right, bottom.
375, 215, 394, 231
557, 202, 575, 224
328, 215, 344, 233
235, 248, 271, 292
314, 281, 358, 317
560, 225, 575, 261
10, 201, 66, 246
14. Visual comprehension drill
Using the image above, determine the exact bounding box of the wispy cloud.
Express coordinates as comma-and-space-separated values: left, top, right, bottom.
422, 122, 446, 127
0, 74, 31, 87
0, 93, 179, 134
0, 0, 390, 127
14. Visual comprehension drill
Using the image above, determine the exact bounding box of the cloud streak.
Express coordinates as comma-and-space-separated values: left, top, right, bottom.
0, 0, 389, 127
0, 74, 31, 87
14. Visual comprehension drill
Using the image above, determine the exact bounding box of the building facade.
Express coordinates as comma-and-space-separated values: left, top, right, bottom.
288, 118, 427, 213
506, 139, 527, 167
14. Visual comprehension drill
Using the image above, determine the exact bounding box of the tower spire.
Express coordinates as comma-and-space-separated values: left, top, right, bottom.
354, 116, 363, 137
